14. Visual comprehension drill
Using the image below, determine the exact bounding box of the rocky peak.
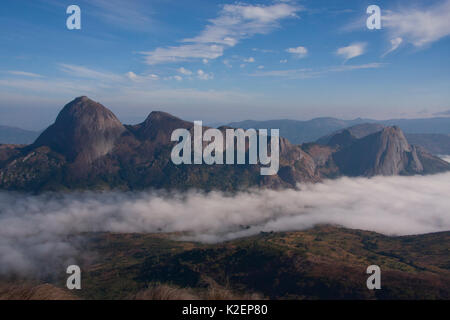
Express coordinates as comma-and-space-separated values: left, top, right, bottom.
32, 96, 125, 163
333, 126, 423, 176
131, 111, 193, 143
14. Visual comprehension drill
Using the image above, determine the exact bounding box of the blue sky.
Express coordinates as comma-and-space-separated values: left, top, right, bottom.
1, 0, 449, 129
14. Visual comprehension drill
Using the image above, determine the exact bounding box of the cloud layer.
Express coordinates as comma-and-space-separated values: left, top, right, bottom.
1, 173, 450, 275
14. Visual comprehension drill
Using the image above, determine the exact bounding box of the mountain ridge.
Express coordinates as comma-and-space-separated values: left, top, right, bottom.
0, 97, 448, 192
228, 117, 450, 145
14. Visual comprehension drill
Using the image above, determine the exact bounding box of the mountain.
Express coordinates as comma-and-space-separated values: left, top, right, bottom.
0, 97, 448, 192
332, 127, 424, 176
317, 124, 450, 156
228, 117, 450, 145
0, 125, 39, 145
312, 124, 450, 177
0, 97, 319, 191
32, 96, 126, 165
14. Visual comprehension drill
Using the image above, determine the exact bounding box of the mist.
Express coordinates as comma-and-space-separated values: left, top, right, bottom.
1, 173, 450, 275
439, 155, 450, 163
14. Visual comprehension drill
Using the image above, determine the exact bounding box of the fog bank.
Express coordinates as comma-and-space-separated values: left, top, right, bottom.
1, 173, 450, 275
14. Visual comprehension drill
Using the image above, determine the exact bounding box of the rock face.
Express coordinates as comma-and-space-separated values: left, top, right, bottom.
315, 124, 450, 177
33, 96, 126, 164
0, 97, 449, 192
333, 127, 423, 176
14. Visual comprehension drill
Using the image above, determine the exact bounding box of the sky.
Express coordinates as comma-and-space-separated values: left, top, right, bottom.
0, 0, 450, 130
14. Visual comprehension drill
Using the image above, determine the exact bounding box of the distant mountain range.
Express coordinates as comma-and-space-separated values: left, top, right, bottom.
228, 117, 450, 154
0, 125, 39, 145
0, 96, 449, 192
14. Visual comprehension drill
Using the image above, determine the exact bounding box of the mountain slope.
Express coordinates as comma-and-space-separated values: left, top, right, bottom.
60, 226, 450, 300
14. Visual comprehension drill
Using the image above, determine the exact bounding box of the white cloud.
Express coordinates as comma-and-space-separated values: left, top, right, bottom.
382, 37, 403, 57
141, 3, 300, 64
126, 71, 139, 81
197, 69, 213, 80
383, 0, 450, 47
6, 71, 43, 78
257, 65, 265, 69
336, 43, 366, 61
280, 59, 288, 63
244, 57, 255, 63
127, 71, 139, 78
126, 71, 159, 81
286, 46, 308, 58
173, 75, 183, 81
1, 173, 450, 274
178, 67, 192, 75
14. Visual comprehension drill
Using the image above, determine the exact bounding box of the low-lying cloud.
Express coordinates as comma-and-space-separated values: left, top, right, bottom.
1, 173, 450, 275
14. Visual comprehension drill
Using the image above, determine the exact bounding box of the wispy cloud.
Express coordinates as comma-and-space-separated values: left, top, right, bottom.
88, 0, 154, 30
6, 71, 43, 78
383, 0, 450, 47
141, 2, 300, 64
382, 37, 403, 57
249, 62, 385, 79
336, 43, 366, 62
59, 63, 123, 82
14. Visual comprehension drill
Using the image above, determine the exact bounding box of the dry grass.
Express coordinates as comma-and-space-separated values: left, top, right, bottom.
133, 284, 198, 300
133, 278, 263, 300
0, 282, 78, 300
